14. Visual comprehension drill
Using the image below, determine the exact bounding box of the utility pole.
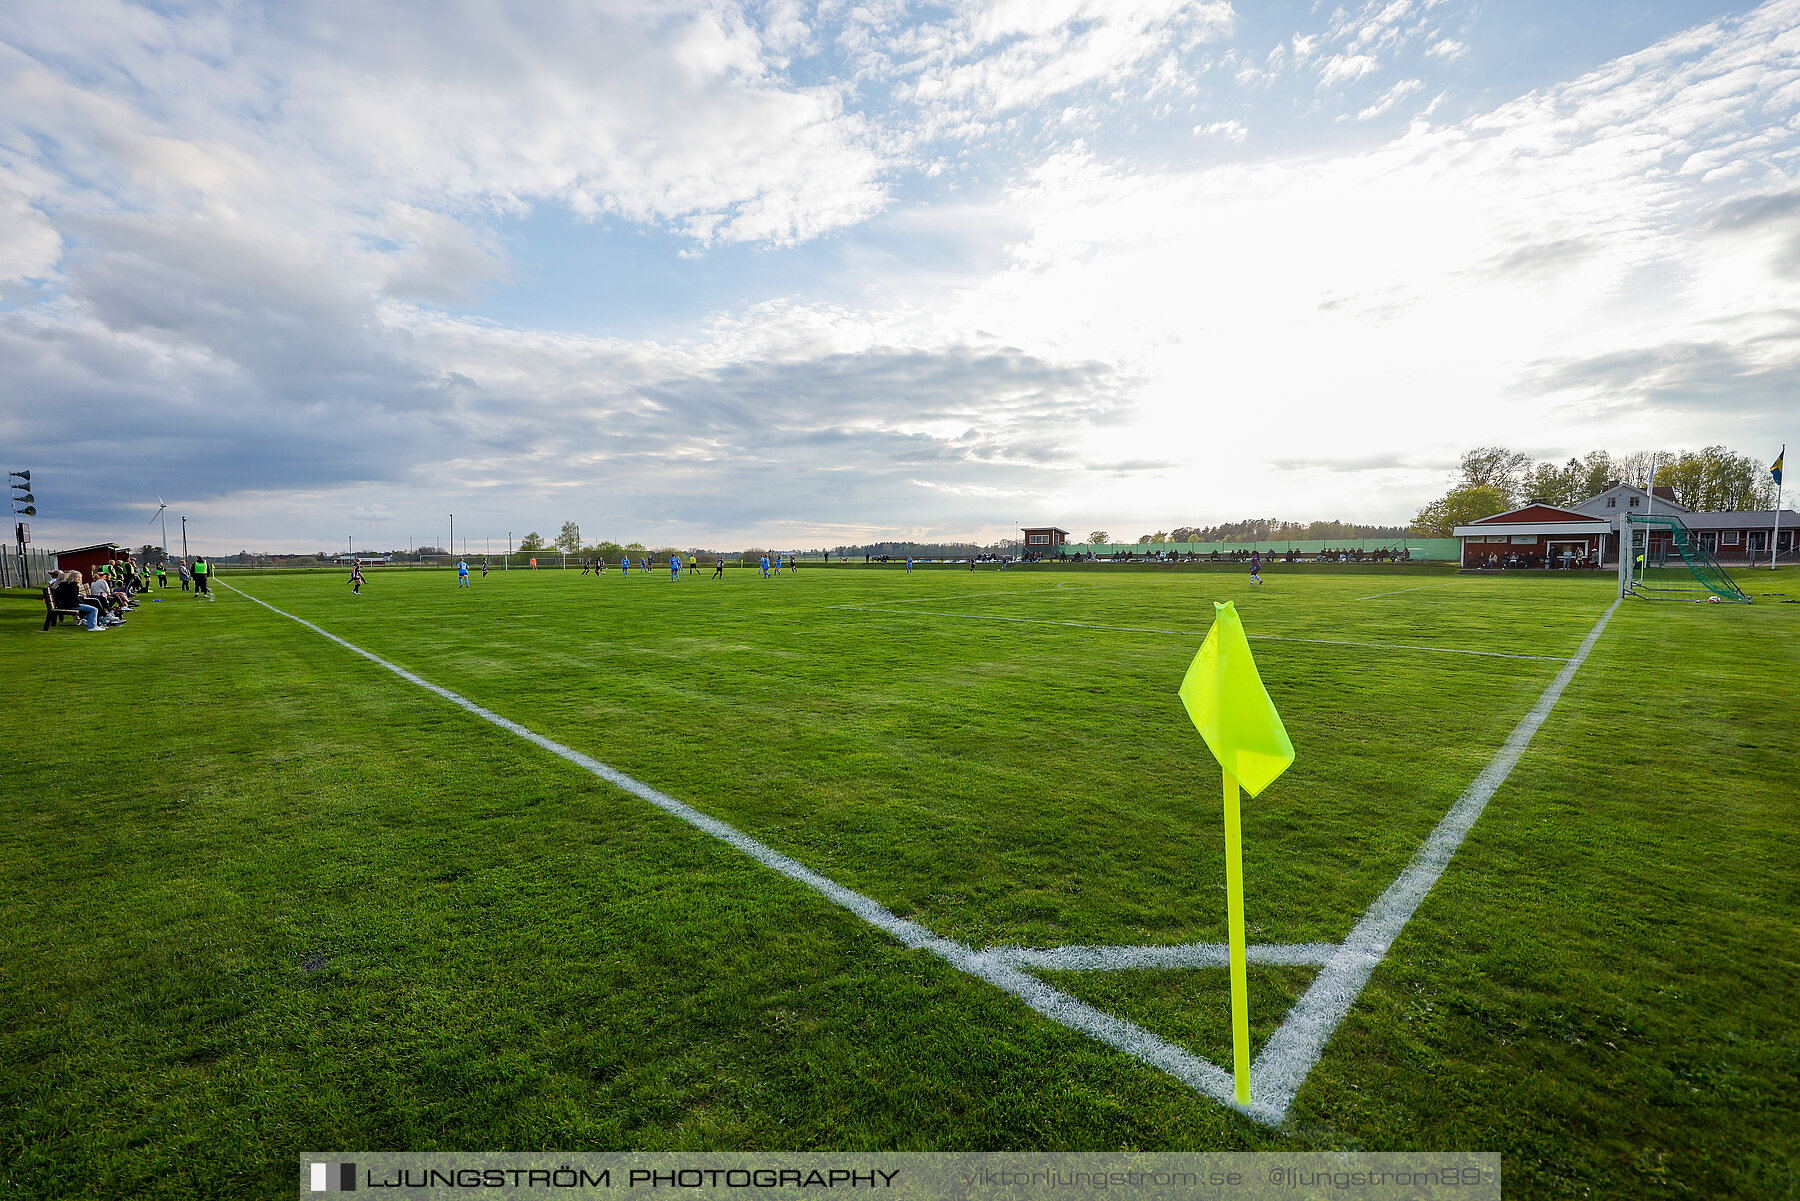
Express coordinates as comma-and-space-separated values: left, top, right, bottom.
450, 514, 455, 564
181, 515, 189, 562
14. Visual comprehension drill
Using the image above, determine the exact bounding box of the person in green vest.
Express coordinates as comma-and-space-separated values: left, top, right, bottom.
192, 555, 212, 600
156, 562, 167, 589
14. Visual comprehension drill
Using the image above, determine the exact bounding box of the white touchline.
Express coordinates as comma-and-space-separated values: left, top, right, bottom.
220, 580, 1617, 1127
1242, 598, 1621, 1123
836, 604, 1571, 662
1354, 583, 1458, 601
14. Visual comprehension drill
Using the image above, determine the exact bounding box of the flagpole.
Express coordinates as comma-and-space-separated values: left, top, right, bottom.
1772, 445, 1785, 571
1222, 768, 1251, 1106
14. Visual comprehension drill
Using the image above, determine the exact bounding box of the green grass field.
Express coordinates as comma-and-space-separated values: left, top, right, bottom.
4, 562, 1795, 1199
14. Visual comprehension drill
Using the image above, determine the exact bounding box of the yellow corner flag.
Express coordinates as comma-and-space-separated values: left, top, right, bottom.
1179, 601, 1295, 796
1178, 601, 1295, 1107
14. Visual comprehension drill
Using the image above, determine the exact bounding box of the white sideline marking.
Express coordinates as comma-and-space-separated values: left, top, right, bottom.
222, 580, 1617, 1127
1355, 583, 1456, 601
218, 582, 1242, 1111
1242, 598, 1621, 1123
987, 942, 1338, 971
836, 605, 1570, 661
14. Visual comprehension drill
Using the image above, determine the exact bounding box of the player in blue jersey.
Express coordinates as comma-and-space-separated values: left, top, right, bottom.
457, 559, 470, 588
759, 554, 770, 579
670, 555, 681, 581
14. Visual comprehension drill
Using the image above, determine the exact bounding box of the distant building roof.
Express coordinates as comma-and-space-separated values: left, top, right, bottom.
1665, 510, 1800, 530
1570, 484, 1692, 516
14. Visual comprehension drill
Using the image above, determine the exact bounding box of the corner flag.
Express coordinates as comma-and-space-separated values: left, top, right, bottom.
1178, 601, 1295, 1107
1179, 602, 1295, 796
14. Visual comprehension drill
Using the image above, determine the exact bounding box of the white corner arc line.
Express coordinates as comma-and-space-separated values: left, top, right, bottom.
217, 582, 1246, 1114
986, 942, 1338, 971
836, 605, 1570, 661
1242, 598, 1621, 1123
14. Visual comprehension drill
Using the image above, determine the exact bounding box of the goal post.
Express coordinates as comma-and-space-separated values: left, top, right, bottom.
1621, 513, 1750, 603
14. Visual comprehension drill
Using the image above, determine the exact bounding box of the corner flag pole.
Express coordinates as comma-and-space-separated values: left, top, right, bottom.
1221, 768, 1252, 1105
1178, 601, 1295, 1112
1773, 446, 1785, 571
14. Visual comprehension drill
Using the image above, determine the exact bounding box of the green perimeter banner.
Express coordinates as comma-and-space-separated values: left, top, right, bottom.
298, 1152, 1499, 1201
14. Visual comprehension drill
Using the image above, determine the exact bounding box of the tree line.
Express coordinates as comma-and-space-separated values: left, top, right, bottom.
1411, 445, 1780, 536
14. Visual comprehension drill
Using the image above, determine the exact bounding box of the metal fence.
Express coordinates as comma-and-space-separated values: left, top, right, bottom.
0, 546, 56, 589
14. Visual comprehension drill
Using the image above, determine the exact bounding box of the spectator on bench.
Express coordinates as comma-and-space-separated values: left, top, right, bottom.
52, 570, 109, 632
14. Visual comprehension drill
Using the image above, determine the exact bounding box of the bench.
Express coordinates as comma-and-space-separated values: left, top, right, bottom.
42, 587, 86, 631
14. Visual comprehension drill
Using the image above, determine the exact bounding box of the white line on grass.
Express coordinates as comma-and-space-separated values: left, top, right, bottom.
1354, 583, 1457, 601
985, 942, 1338, 971
218, 582, 1245, 1112
221, 580, 1617, 1127
835, 605, 1570, 661
1242, 598, 1621, 1123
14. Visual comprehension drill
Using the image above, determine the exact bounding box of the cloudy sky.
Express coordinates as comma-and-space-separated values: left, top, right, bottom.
3, 0, 1797, 553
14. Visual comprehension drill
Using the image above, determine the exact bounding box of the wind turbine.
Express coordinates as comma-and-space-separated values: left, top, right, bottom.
148, 495, 170, 563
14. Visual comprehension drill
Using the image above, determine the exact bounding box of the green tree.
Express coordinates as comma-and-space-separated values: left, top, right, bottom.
555, 521, 582, 554
518, 531, 546, 552
1455, 446, 1533, 505
1412, 485, 1510, 536
1578, 450, 1614, 499
1087, 530, 1109, 545
1658, 446, 1777, 511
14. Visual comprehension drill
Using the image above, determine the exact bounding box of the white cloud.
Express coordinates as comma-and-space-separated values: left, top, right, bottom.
7, 0, 1800, 548
1195, 119, 1249, 142
1318, 52, 1381, 86
1356, 77, 1423, 119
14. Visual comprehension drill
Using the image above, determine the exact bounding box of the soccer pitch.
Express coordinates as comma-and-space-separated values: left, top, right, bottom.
4, 564, 1796, 1199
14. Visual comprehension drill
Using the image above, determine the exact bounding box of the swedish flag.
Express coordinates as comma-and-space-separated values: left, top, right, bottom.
1775, 447, 1785, 488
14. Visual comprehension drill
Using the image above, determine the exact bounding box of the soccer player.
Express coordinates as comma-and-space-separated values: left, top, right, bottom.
906, 556, 913, 573
621, 557, 629, 578
688, 554, 698, 579
481, 558, 489, 578
457, 559, 471, 587
1249, 550, 1263, 585
712, 557, 724, 579
759, 554, 770, 579
670, 555, 681, 581
349, 561, 364, 594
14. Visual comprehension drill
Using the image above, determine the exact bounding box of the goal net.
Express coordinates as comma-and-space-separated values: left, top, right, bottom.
1622, 513, 1750, 603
